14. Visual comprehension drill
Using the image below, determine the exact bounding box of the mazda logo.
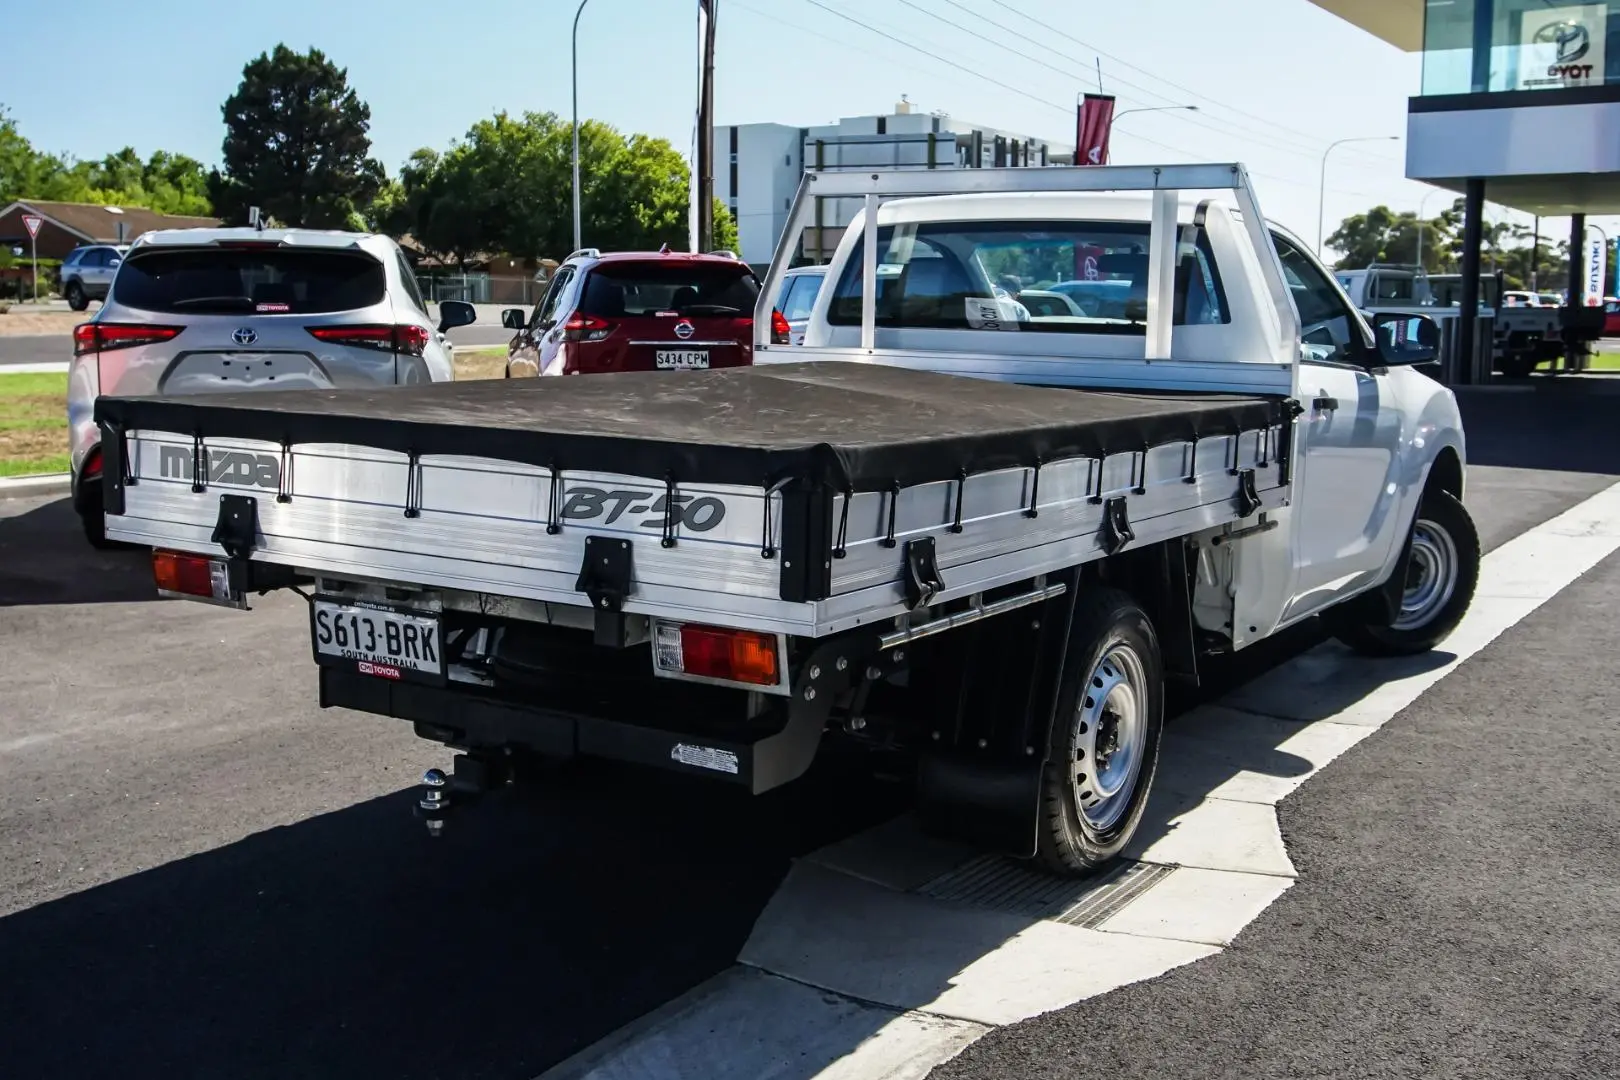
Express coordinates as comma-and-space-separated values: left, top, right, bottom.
232, 327, 258, 346
1534, 20, 1590, 64
673, 320, 695, 339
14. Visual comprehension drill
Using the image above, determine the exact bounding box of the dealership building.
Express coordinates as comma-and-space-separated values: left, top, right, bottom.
1309, 0, 1620, 377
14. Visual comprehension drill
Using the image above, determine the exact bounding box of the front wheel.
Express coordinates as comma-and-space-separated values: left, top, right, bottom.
1329, 490, 1480, 657
65, 281, 89, 312
1035, 588, 1164, 877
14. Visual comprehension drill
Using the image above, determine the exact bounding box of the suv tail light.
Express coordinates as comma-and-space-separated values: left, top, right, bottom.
73, 323, 183, 356
561, 314, 613, 343
307, 324, 431, 356
771, 309, 791, 344
653, 621, 783, 688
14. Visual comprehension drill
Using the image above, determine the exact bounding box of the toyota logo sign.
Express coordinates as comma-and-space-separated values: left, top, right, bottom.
232, 327, 258, 346
673, 320, 695, 339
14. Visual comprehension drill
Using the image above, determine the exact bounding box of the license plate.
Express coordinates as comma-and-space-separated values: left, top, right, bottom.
655, 350, 709, 369
311, 599, 444, 683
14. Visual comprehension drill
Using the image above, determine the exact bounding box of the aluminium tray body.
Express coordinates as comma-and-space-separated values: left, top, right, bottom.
96, 362, 1293, 638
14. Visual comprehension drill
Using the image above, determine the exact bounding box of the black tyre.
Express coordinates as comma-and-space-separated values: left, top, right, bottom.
65, 281, 88, 312
1035, 587, 1164, 877
80, 505, 118, 550
1330, 489, 1480, 657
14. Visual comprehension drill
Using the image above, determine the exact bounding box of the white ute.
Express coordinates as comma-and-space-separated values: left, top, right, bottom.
93, 165, 1478, 876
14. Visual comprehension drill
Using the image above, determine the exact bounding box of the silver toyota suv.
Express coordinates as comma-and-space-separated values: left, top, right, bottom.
68, 226, 475, 547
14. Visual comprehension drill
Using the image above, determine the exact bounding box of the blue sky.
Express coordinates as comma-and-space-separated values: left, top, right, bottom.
0, 0, 1587, 242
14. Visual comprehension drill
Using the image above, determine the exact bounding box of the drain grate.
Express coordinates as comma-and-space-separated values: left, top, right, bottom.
915, 856, 1176, 928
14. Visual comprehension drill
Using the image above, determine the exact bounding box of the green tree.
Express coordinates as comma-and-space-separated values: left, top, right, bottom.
388, 111, 711, 262
1326, 205, 1457, 272
713, 197, 739, 254
211, 45, 383, 228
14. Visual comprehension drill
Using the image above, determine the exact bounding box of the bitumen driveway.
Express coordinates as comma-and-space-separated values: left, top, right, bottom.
0, 333, 67, 367
0, 379, 1616, 1079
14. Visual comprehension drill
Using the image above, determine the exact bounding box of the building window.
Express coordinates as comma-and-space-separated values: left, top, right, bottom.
1422, 0, 1620, 95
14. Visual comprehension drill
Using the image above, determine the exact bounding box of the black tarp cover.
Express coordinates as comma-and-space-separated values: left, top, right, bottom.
96, 361, 1286, 492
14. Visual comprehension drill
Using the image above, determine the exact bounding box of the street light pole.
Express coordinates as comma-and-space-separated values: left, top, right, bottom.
571, 0, 593, 253
1318, 135, 1399, 257
1103, 105, 1198, 165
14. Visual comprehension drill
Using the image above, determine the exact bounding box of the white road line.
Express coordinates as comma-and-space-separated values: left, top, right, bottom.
538, 480, 1620, 1080
0, 361, 69, 374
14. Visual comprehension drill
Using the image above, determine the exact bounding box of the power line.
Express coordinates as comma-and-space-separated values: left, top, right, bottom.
973, 0, 1405, 170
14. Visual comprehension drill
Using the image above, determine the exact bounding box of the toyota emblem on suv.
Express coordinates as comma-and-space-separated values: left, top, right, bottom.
232, 327, 258, 346
674, 320, 695, 340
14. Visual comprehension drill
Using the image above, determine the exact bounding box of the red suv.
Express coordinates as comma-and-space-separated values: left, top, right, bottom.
502, 248, 788, 377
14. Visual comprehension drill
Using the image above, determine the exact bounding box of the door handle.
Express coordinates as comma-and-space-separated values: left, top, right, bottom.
1312, 396, 1339, 413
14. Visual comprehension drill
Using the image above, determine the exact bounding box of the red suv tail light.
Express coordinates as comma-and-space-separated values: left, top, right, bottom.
73, 323, 183, 356
561, 314, 613, 343
307, 324, 431, 356
771, 309, 791, 344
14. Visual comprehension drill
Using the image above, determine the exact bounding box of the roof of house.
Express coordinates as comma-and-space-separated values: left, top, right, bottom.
1, 200, 221, 244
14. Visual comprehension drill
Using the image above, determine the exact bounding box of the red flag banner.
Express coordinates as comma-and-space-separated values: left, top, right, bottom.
1075, 93, 1117, 167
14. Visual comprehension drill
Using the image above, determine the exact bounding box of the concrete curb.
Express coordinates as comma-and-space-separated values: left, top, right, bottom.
0, 473, 71, 501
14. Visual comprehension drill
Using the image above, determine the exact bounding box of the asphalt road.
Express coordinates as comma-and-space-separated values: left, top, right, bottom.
0, 381, 1615, 1079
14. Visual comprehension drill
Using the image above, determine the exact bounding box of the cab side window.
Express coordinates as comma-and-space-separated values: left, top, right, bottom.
1271, 233, 1363, 364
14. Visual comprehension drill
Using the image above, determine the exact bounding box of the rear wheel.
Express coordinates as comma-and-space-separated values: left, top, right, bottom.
1035, 587, 1164, 877
1330, 490, 1479, 657
65, 281, 88, 312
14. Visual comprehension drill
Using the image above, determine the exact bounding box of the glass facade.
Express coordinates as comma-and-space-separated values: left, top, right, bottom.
1422, 0, 1620, 95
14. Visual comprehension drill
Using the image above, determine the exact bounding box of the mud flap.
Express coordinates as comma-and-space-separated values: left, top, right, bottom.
917, 753, 1043, 858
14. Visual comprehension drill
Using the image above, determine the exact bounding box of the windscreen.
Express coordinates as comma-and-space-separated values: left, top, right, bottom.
826, 220, 1227, 334
113, 248, 387, 315
579, 261, 761, 317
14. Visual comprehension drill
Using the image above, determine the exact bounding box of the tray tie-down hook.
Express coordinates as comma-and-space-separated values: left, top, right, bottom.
576, 535, 635, 612
211, 492, 260, 559
1100, 496, 1134, 555
1235, 469, 1262, 518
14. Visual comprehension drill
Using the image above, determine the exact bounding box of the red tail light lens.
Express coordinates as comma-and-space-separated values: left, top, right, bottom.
152, 550, 232, 601
307, 324, 430, 356
654, 622, 782, 687
562, 314, 613, 343
771, 309, 791, 344
73, 323, 183, 356
82, 446, 103, 480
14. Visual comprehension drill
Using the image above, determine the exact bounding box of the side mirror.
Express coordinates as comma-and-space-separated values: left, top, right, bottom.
501, 307, 528, 331
1371, 311, 1439, 367
437, 299, 477, 334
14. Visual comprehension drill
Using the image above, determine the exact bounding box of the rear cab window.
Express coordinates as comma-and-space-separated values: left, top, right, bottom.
579, 260, 760, 318
827, 218, 1228, 334
112, 247, 387, 315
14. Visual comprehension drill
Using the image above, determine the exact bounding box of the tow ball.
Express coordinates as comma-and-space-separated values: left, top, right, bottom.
414, 753, 507, 837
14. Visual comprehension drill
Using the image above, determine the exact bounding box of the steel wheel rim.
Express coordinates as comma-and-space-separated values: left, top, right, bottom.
1071, 643, 1148, 832
1394, 518, 1459, 631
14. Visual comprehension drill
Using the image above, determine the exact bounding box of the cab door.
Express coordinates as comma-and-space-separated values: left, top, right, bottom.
1271, 232, 1409, 625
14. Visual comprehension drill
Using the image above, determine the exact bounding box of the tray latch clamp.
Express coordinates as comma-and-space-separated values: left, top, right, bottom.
1235, 468, 1262, 518
902, 536, 945, 609
211, 493, 260, 559
576, 535, 634, 613
1100, 496, 1134, 555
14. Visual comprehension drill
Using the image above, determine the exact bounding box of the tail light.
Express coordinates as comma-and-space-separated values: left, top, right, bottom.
152, 549, 243, 607
307, 324, 431, 356
771, 309, 791, 344
82, 446, 103, 480
561, 314, 613, 343
73, 323, 183, 356
653, 621, 783, 689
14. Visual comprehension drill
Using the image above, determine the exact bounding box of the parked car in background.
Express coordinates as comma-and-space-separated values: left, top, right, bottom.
67, 226, 475, 548
59, 244, 130, 311
502, 247, 787, 376
774, 265, 826, 344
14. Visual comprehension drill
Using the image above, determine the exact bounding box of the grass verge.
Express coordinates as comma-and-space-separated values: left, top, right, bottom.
0, 370, 69, 477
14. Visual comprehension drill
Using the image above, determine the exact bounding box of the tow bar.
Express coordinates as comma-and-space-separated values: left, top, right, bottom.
414, 753, 508, 837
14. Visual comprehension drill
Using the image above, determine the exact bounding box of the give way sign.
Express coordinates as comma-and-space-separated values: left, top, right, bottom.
22, 215, 42, 239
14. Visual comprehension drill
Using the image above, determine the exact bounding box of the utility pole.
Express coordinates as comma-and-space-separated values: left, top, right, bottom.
696, 0, 717, 253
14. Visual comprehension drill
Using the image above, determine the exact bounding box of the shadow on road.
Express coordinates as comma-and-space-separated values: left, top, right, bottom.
1458, 377, 1620, 475
0, 496, 154, 606
0, 756, 910, 1080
